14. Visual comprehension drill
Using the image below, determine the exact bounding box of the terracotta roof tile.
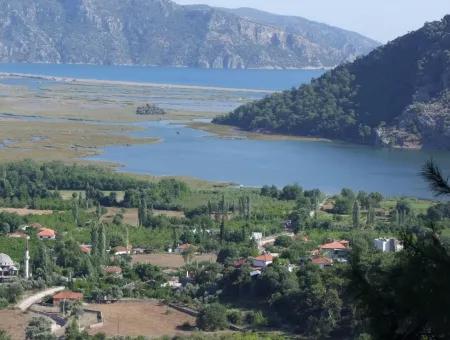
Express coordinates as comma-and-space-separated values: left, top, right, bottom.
53, 291, 83, 300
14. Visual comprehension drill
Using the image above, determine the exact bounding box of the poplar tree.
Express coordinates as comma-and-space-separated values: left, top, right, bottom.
352, 200, 361, 228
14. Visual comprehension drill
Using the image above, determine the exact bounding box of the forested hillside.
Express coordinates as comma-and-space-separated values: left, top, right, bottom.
214, 16, 450, 149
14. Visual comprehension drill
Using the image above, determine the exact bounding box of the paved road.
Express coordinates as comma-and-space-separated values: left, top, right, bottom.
16, 286, 65, 311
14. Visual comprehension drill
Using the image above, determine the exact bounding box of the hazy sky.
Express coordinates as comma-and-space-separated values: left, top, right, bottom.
174, 0, 450, 42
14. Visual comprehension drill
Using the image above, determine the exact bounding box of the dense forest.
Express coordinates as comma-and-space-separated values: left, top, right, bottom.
214, 16, 450, 149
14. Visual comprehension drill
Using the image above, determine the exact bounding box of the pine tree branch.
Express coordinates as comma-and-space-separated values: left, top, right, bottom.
421, 160, 450, 196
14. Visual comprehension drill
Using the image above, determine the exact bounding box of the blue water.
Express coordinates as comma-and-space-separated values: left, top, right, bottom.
0, 63, 324, 91
3, 63, 449, 198
89, 121, 450, 198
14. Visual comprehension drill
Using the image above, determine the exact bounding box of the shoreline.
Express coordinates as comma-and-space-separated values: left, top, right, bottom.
188, 121, 333, 143
0, 72, 273, 94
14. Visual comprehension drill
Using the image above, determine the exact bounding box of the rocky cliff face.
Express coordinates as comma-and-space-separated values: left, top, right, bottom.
0, 0, 379, 69
376, 92, 450, 149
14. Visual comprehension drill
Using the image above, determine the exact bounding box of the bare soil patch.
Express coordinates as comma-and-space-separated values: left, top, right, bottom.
102, 207, 139, 227
86, 300, 195, 338
131, 253, 217, 268
0, 309, 33, 340
153, 209, 185, 218
0, 208, 53, 216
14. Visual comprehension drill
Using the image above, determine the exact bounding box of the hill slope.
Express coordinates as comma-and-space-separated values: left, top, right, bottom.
214, 16, 450, 149
0, 0, 378, 69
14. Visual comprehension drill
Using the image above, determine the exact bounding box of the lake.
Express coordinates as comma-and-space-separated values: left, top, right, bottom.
1, 63, 449, 198
89, 120, 450, 199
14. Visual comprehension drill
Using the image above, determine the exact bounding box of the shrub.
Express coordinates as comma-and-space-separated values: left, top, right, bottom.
196, 303, 228, 331
227, 310, 243, 325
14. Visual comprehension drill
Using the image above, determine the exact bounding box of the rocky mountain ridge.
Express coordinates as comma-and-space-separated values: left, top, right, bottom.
0, 0, 379, 69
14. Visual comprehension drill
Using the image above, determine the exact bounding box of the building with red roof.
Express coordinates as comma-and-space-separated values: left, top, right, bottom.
53, 291, 83, 306
319, 240, 348, 250
252, 253, 275, 268
37, 228, 56, 240
311, 256, 333, 269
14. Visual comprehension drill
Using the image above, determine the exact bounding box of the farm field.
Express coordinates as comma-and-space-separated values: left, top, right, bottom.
131, 253, 217, 268
0, 207, 54, 216
101, 208, 185, 227
86, 301, 195, 338
0, 309, 33, 340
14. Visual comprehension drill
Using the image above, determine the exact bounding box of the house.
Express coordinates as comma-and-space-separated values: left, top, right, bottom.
175, 243, 191, 254
374, 238, 403, 253
0, 253, 18, 282
80, 244, 92, 254
252, 253, 275, 268
311, 256, 333, 269
113, 246, 131, 256
319, 240, 349, 251
103, 266, 122, 277
52, 291, 83, 306
319, 240, 350, 262
37, 228, 56, 240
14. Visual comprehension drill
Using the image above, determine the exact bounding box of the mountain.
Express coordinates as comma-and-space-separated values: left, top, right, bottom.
0, 0, 379, 69
214, 16, 450, 149
221, 7, 378, 63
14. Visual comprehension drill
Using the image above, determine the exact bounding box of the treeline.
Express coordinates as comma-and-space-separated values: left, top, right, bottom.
214, 16, 450, 145
0, 160, 188, 210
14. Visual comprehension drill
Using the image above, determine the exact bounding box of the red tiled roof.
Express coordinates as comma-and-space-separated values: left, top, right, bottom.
53, 291, 83, 300
311, 256, 333, 265
254, 254, 273, 262
37, 228, 56, 237
320, 241, 347, 250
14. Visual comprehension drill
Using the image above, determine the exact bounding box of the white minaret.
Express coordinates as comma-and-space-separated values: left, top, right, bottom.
24, 237, 30, 280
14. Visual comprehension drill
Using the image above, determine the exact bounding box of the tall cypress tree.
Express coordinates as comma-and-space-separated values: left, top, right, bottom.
90, 223, 99, 257
352, 200, 361, 228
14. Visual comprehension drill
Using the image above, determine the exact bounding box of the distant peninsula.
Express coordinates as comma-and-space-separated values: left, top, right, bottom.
214, 16, 450, 150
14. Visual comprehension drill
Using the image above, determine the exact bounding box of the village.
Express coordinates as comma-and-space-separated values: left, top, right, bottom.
0, 161, 442, 339
0, 212, 403, 339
